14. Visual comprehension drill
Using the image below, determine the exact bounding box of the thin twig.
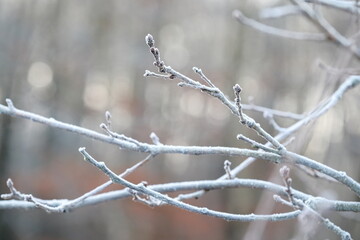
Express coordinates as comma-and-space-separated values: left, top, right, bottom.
279, 166, 298, 208
295, 198, 353, 240
317, 60, 360, 76
237, 134, 280, 154
295, 164, 339, 183
193, 67, 216, 88
63, 153, 154, 211
242, 103, 305, 120
100, 123, 141, 146
144, 70, 172, 79
274, 195, 353, 239
233, 10, 327, 41
233, 84, 285, 151
1, 153, 155, 213
224, 160, 233, 179
260, 5, 302, 19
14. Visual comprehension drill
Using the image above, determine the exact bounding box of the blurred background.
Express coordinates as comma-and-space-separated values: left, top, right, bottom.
0, 0, 360, 239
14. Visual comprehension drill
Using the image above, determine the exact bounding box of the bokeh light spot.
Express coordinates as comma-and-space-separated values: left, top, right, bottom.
27, 61, 53, 88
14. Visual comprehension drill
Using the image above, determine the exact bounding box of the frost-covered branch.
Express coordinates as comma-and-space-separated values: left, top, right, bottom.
305, 0, 360, 15
143, 34, 360, 198
2, 177, 360, 212
276, 167, 353, 240
232, 10, 327, 41
79, 148, 301, 221
234, 1, 360, 59
0, 99, 281, 161
0, 25, 359, 239
292, 0, 360, 58
261, 0, 360, 19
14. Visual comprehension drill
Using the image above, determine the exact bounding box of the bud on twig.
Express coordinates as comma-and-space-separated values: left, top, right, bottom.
145, 34, 154, 48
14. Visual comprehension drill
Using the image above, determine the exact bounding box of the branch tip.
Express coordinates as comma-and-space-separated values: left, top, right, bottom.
78, 147, 86, 152
105, 111, 111, 126
145, 34, 154, 48
224, 160, 233, 179
99, 123, 107, 130
144, 70, 151, 77
279, 165, 290, 179
232, 9, 241, 19
236, 134, 244, 140
5, 98, 15, 110
150, 132, 161, 145
233, 84, 242, 93
6, 178, 14, 188
193, 67, 200, 73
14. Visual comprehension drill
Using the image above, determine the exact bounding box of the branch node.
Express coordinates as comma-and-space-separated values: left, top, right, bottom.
5, 98, 15, 111
279, 165, 298, 208
150, 132, 162, 145
224, 160, 233, 179
193, 66, 216, 87
233, 84, 246, 123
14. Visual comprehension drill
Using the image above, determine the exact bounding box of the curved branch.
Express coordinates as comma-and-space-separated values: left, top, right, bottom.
233, 10, 327, 41
1, 178, 360, 212
79, 148, 301, 222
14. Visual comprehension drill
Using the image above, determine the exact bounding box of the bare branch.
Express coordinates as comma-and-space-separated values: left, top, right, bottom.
144, 70, 172, 79
318, 60, 360, 76
79, 148, 302, 222
233, 84, 285, 151
1, 152, 155, 213
279, 166, 298, 208
232, 10, 327, 41
237, 134, 280, 154
242, 103, 305, 120
260, 5, 302, 19
1, 75, 358, 202
292, 0, 360, 58
2, 177, 360, 214
261, 0, 360, 19
274, 195, 353, 239
295, 198, 353, 240
173, 75, 360, 200
284, 151, 360, 197
100, 122, 141, 146
193, 67, 216, 88
0, 101, 282, 161
263, 112, 287, 132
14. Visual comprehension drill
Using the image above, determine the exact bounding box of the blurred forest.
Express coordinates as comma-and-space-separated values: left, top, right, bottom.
0, 0, 360, 239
